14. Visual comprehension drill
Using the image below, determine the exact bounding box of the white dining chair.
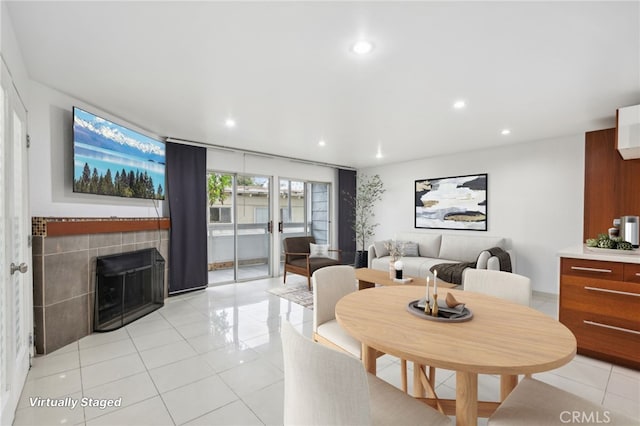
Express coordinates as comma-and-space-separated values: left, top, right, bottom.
488, 377, 638, 425
312, 265, 410, 393
462, 269, 532, 306
281, 320, 452, 426
462, 268, 533, 388
312, 265, 361, 356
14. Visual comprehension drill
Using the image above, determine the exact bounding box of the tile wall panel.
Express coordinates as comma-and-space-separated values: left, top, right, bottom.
43, 251, 90, 306
32, 225, 169, 354
44, 295, 89, 353
44, 235, 89, 255
89, 232, 122, 249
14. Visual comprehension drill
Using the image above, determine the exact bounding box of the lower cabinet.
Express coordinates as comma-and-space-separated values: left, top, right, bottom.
559, 257, 640, 370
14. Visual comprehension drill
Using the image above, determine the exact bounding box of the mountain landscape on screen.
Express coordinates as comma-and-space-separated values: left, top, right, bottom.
73, 107, 165, 200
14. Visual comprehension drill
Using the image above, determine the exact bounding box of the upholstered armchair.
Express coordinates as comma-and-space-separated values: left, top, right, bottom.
282, 236, 341, 290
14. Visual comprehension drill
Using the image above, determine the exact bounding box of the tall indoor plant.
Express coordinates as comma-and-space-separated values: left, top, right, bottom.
352, 174, 385, 268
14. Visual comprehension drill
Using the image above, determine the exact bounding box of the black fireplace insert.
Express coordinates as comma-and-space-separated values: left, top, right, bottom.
94, 248, 165, 332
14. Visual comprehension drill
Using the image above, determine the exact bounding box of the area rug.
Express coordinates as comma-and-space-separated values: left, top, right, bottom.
267, 284, 314, 310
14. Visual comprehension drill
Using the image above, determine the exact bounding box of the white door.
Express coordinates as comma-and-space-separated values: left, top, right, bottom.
0, 62, 33, 426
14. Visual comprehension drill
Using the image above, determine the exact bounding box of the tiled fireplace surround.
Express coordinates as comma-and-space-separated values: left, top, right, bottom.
31, 218, 170, 354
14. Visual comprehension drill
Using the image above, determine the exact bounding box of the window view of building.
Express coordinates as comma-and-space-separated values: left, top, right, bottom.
206, 173, 330, 284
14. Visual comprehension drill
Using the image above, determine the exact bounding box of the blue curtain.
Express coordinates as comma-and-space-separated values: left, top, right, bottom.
166, 142, 208, 294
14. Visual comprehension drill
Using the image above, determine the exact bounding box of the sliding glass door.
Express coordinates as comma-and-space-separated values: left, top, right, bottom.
207, 172, 272, 284
279, 179, 305, 238
279, 179, 331, 270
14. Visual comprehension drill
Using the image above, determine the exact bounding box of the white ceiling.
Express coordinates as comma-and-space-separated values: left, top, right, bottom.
6, 1, 640, 169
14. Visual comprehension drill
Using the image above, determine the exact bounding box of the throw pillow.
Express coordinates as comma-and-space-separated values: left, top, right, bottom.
476, 250, 491, 269
403, 241, 420, 257
374, 240, 390, 257
309, 243, 330, 258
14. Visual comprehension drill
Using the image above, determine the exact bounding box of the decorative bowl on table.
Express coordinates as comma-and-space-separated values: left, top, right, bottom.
406, 298, 473, 322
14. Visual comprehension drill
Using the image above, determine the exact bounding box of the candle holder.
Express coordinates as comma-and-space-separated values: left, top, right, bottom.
431, 293, 439, 317
424, 298, 431, 315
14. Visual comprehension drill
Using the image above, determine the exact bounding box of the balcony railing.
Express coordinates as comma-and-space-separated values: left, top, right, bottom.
207, 222, 307, 268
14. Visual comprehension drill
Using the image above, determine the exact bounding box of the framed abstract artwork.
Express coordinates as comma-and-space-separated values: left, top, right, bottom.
414, 174, 487, 231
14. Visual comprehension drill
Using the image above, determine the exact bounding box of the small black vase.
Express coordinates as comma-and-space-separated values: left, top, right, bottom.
354, 251, 368, 268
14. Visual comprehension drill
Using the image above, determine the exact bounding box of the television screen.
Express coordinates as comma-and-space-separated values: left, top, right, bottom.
73, 107, 165, 200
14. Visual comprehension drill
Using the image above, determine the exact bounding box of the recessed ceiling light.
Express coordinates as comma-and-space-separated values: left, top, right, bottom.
352, 40, 374, 55
225, 118, 236, 128
318, 139, 326, 147
453, 100, 466, 109
376, 148, 383, 159
501, 129, 511, 135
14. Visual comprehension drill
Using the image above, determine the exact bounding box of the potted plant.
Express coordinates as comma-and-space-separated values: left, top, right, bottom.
351, 174, 385, 268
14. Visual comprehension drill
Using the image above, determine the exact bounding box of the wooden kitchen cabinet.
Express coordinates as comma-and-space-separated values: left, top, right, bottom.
583, 128, 640, 242
560, 257, 640, 369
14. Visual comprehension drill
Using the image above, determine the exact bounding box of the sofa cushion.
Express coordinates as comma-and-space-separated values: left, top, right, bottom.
439, 235, 505, 263
373, 240, 390, 257
402, 242, 419, 257
396, 232, 441, 259
309, 243, 329, 258
476, 250, 491, 269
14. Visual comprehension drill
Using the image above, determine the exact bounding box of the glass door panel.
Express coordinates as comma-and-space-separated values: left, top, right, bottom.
279, 179, 306, 270
309, 182, 329, 244
207, 173, 235, 284
279, 179, 306, 237
236, 174, 271, 281
207, 172, 272, 284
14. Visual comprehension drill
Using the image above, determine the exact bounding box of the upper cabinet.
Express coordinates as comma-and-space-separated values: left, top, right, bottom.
616, 104, 640, 160
584, 128, 640, 241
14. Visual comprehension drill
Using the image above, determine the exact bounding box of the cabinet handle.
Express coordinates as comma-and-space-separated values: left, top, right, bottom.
583, 320, 640, 336
636, 273, 640, 277
584, 286, 640, 298
570, 266, 612, 273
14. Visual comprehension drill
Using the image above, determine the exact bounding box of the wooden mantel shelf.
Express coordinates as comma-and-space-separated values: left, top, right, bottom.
32, 217, 170, 237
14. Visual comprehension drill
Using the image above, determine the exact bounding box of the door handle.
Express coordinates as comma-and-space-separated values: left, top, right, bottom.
10, 262, 28, 275
278, 222, 283, 233
267, 221, 273, 233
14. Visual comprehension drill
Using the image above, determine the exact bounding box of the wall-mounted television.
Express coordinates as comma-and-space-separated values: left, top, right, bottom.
73, 107, 165, 200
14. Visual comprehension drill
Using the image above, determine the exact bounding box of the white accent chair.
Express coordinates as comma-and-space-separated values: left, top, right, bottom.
312, 265, 361, 356
281, 320, 452, 426
462, 269, 531, 306
312, 265, 410, 392
488, 377, 638, 425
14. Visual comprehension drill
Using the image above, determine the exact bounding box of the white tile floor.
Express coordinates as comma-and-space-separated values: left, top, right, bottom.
14, 276, 640, 426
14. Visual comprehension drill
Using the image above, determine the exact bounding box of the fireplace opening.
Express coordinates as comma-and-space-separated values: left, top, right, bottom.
95, 248, 165, 332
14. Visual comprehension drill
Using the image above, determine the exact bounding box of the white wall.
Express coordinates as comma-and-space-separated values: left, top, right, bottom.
28, 81, 166, 218
360, 135, 585, 294
1, 1, 29, 102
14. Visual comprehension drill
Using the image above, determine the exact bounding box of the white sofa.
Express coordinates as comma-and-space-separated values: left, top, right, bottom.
367, 231, 515, 281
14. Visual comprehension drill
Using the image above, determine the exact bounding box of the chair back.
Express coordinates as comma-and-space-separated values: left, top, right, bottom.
463, 269, 531, 306
283, 236, 315, 261
312, 265, 357, 332
280, 321, 371, 426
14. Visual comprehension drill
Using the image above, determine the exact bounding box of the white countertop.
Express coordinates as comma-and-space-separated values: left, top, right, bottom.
558, 245, 640, 264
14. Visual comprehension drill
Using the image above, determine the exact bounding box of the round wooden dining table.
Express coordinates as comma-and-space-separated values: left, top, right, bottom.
335, 285, 577, 426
